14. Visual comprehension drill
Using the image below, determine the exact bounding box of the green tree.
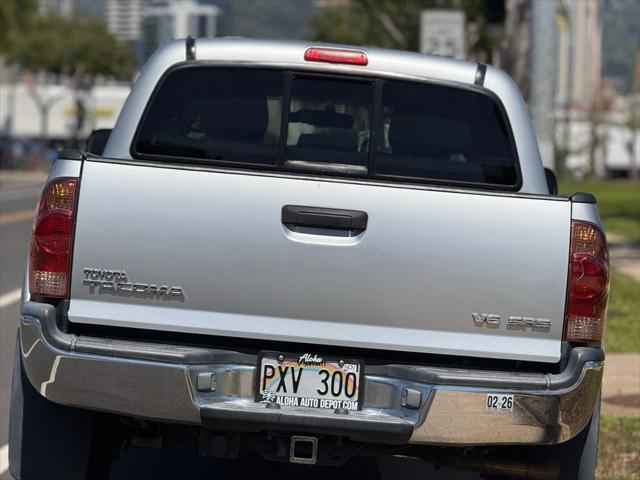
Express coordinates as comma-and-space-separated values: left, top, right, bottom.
0, 0, 37, 52
308, 0, 493, 59
6, 14, 134, 146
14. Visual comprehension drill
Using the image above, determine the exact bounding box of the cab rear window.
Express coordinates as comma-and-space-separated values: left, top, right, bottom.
133, 66, 520, 189
134, 68, 284, 165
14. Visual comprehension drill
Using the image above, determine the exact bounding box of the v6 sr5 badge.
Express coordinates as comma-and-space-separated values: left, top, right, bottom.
473, 312, 551, 330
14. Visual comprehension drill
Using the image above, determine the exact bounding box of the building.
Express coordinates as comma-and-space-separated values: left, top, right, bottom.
106, 0, 143, 42
635, 46, 640, 95
141, 0, 221, 59
554, 1, 639, 178
556, 0, 602, 109
0, 82, 131, 142
37, 0, 74, 17
38, 0, 143, 43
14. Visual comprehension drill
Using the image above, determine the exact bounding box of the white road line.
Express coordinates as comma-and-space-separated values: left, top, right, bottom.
0, 187, 42, 201
0, 289, 22, 309
0, 209, 34, 226
0, 443, 8, 475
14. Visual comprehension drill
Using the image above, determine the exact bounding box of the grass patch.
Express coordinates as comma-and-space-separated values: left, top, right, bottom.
558, 179, 640, 243
597, 416, 640, 480
605, 269, 640, 353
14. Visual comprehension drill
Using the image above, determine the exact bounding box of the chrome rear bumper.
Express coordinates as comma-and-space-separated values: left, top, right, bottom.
19, 302, 603, 446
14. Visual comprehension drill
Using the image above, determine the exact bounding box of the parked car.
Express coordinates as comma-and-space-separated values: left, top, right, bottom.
10, 38, 608, 480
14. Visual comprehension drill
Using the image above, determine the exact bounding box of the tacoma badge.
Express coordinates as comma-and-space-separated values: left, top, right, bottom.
82, 268, 185, 300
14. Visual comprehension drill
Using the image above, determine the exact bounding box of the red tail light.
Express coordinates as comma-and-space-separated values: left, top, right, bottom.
564, 221, 609, 342
30, 177, 79, 298
304, 47, 368, 66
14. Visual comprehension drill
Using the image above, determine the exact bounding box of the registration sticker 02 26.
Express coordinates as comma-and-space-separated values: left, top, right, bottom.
486, 394, 514, 412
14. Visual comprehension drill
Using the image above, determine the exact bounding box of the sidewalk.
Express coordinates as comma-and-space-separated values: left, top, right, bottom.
608, 232, 640, 282
602, 353, 640, 417
602, 233, 639, 417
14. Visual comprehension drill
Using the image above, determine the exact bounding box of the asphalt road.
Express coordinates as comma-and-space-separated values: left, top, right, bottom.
0, 174, 43, 479
0, 171, 479, 479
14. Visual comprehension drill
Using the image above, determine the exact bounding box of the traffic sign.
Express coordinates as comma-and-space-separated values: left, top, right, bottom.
420, 10, 466, 59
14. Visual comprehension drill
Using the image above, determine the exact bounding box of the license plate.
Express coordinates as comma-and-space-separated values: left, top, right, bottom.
255, 351, 364, 410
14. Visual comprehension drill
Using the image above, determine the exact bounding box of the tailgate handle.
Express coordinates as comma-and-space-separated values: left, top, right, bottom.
282, 205, 368, 234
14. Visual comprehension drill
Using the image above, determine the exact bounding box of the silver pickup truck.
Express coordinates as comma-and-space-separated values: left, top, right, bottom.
10, 38, 609, 480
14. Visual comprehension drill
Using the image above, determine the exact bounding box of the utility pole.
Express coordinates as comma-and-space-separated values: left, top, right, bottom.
529, 0, 557, 170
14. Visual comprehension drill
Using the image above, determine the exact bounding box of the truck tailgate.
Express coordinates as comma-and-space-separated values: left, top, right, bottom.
68, 160, 570, 363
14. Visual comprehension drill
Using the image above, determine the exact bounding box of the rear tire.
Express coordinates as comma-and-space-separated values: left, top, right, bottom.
9, 334, 95, 480
556, 396, 601, 480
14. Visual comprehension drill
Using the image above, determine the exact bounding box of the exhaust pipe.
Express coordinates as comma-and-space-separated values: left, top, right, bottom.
423, 450, 561, 479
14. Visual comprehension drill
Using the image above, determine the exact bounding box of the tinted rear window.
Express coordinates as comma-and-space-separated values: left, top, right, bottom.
134, 67, 519, 189
286, 77, 373, 172
375, 81, 517, 185
136, 68, 284, 165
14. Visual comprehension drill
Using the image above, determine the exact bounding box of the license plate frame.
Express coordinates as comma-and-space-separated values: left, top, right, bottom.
255, 351, 365, 411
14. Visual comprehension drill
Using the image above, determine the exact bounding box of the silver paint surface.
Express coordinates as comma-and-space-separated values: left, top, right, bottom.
69, 161, 571, 362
